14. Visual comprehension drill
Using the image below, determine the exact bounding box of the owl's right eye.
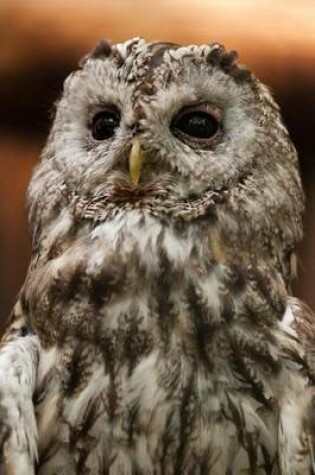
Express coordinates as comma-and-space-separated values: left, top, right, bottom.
92, 108, 120, 141
170, 103, 222, 149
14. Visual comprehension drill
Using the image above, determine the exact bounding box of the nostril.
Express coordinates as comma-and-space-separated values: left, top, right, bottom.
132, 121, 146, 136
132, 123, 138, 133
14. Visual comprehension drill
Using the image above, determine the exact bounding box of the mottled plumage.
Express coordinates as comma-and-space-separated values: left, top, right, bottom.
0, 38, 314, 474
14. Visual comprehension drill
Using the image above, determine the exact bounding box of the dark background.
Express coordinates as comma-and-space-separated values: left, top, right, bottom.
0, 0, 314, 330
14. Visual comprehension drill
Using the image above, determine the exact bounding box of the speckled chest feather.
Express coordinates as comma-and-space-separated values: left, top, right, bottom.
19, 208, 311, 474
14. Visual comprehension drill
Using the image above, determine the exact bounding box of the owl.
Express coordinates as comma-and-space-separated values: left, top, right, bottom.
0, 37, 315, 474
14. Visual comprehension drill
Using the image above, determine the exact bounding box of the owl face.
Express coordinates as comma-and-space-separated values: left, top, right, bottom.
28, 38, 304, 280
43, 39, 262, 197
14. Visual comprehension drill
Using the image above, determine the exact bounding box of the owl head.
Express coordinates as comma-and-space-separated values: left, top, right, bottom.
27, 38, 304, 284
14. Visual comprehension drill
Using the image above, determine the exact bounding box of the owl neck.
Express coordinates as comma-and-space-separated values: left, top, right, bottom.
23, 208, 290, 349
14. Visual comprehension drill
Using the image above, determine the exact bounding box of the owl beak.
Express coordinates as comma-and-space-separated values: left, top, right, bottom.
129, 139, 145, 186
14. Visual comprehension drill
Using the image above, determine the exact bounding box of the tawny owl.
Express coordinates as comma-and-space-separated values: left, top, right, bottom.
0, 37, 314, 474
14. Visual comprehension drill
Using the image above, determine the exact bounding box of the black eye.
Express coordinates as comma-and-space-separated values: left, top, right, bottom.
92, 108, 120, 141
171, 106, 221, 148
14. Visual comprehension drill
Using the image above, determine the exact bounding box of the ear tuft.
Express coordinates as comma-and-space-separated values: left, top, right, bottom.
79, 39, 113, 67
207, 45, 252, 84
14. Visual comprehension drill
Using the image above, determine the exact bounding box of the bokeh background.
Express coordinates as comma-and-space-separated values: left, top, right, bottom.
0, 0, 315, 330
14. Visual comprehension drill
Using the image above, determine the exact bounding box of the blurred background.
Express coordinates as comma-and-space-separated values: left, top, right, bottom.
0, 0, 314, 330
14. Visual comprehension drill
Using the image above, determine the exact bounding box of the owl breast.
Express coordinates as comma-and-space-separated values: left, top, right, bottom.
26, 209, 309, 474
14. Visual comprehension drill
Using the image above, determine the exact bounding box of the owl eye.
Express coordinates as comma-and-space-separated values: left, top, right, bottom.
92, 108, 120, 141
171, 105, 221, 148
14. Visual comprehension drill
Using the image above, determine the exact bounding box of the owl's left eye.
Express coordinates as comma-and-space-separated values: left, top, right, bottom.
92, 108, 120, 141
171, 104, 221, 149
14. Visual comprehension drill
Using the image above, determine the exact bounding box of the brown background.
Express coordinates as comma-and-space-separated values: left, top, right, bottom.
0, 0, 314, 330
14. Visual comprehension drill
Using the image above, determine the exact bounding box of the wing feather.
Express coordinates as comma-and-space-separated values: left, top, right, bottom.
0, 300, 40, 474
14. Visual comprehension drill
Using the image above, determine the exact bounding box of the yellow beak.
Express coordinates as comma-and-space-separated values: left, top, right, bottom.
129, 139, 145, 186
